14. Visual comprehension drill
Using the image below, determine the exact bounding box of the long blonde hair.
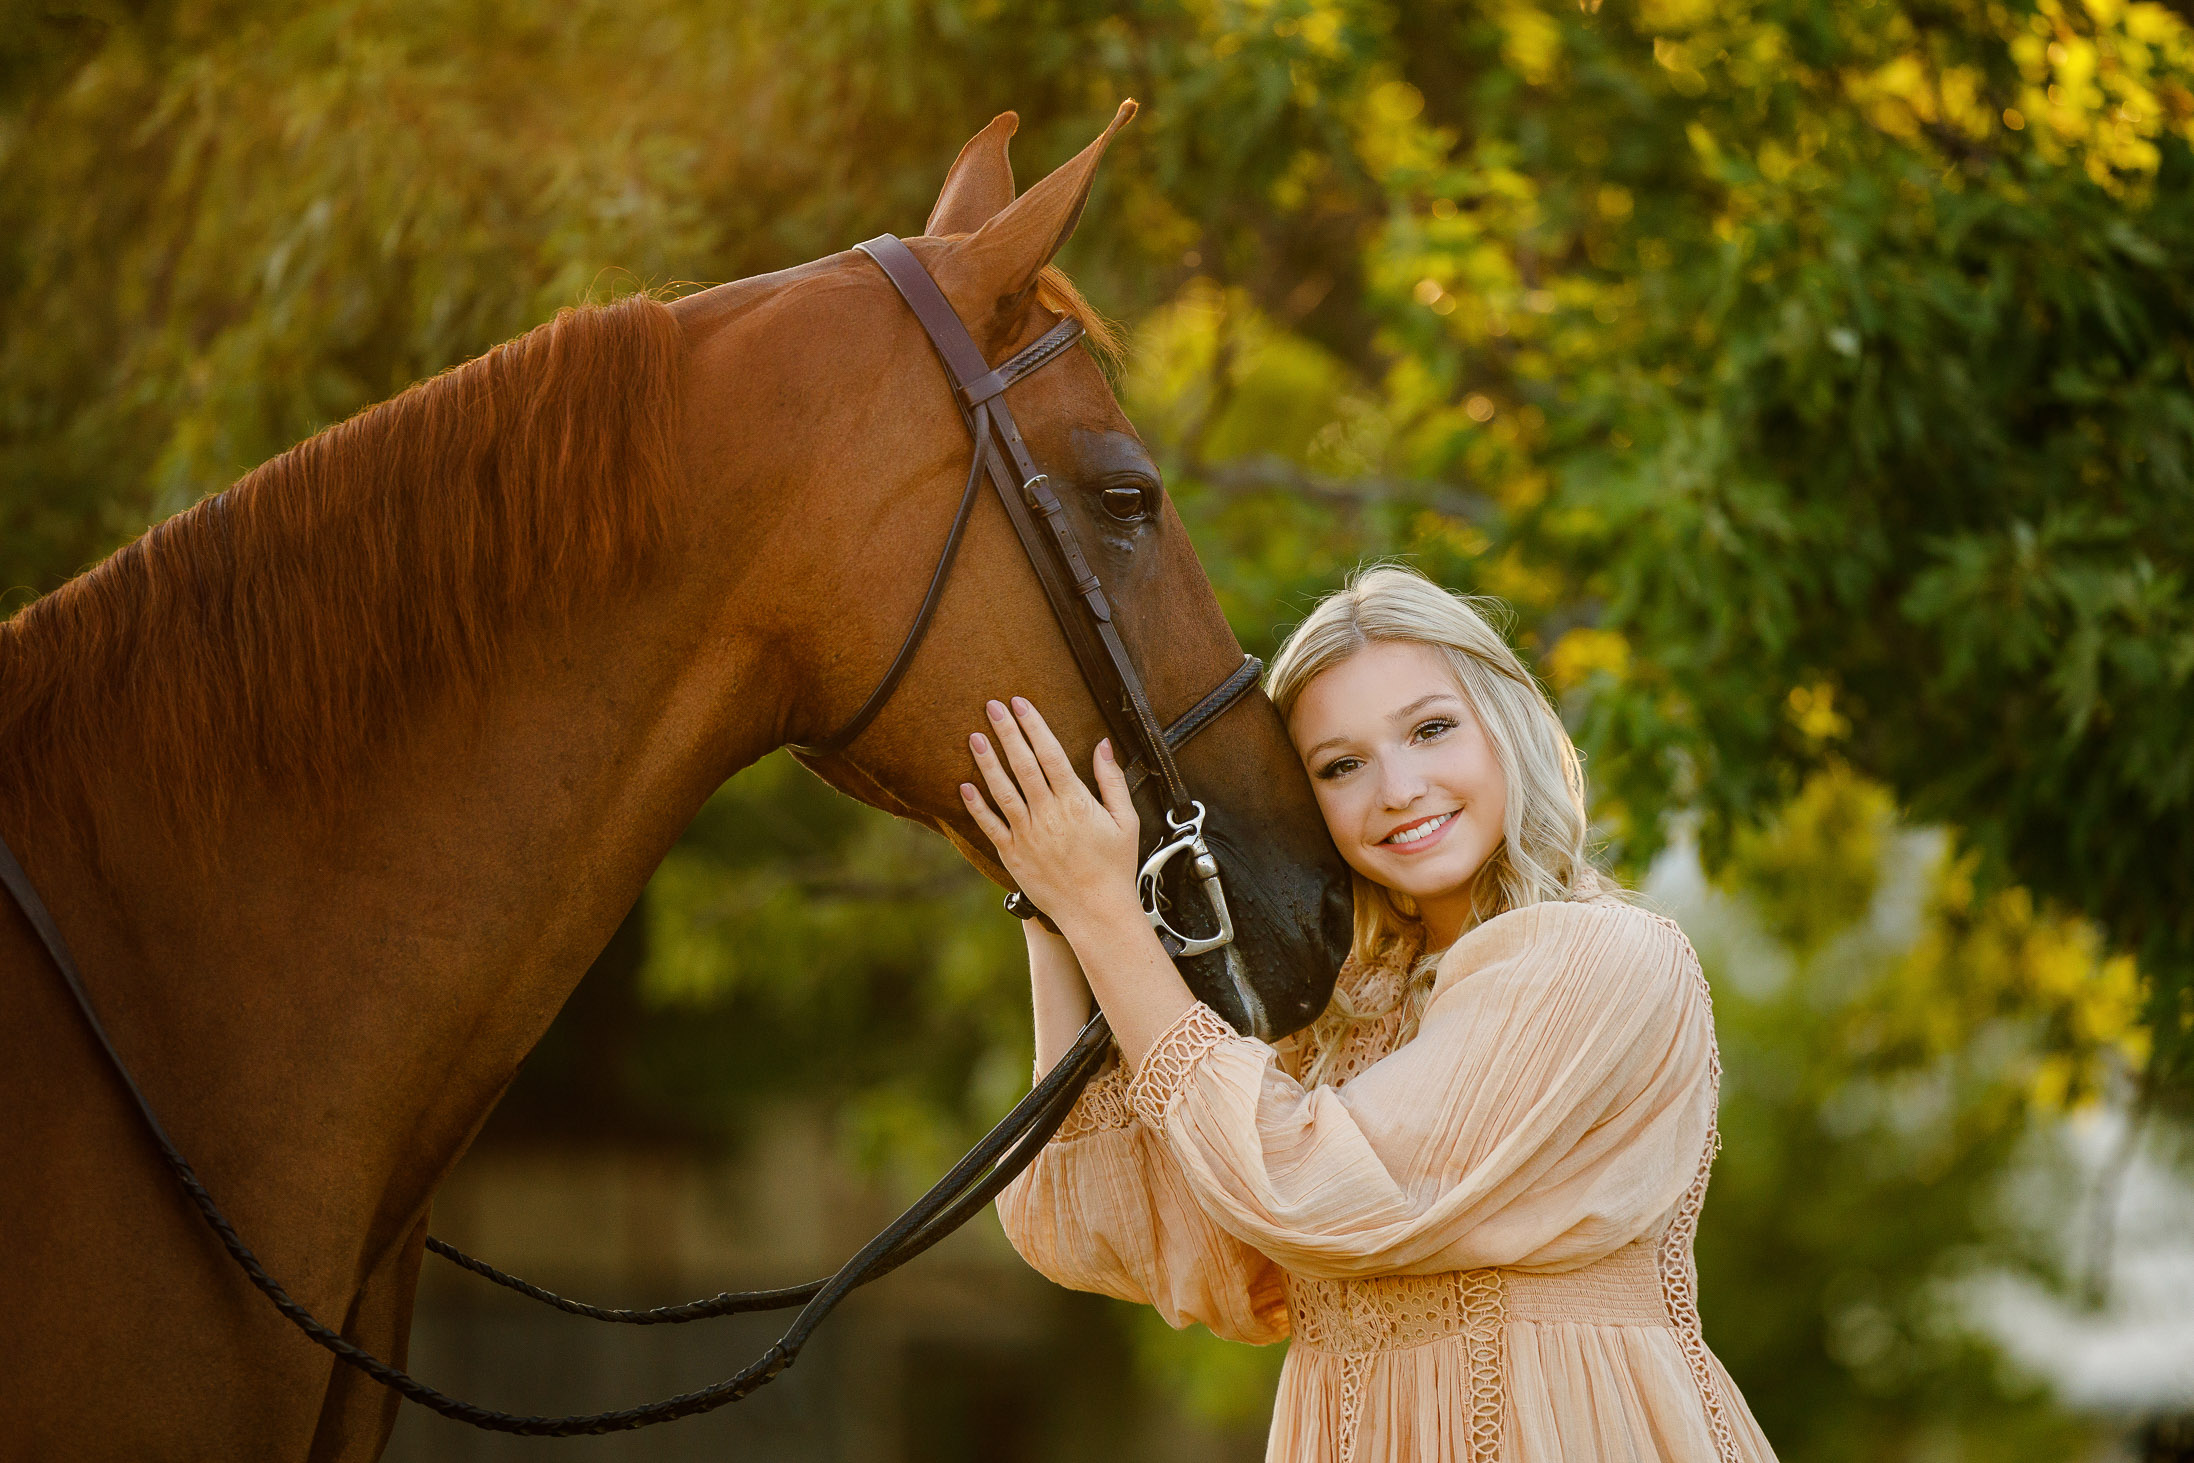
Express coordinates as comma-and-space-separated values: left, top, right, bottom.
1267, 564, 1618, 1080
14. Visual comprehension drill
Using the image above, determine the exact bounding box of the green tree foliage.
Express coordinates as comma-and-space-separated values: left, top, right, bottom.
1349, 0, 2194, 1099
1685, 767, 2139, 1461
635, 753, 1037, 1188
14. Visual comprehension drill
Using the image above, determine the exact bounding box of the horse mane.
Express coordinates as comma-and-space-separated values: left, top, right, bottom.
0, 295, 685, 853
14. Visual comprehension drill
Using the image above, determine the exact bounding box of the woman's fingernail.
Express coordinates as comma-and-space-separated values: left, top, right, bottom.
1098, 738, 1114, 762
960, 783, 976, 799
971, 733, 988, 753
987, 699, 1007, 720
1011, 696, 1032, 715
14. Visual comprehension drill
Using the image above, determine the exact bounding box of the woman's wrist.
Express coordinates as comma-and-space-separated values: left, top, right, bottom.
1046, 889, 1150, 952
1015, 875, 1142, 939
1050, 902, 1198, 1067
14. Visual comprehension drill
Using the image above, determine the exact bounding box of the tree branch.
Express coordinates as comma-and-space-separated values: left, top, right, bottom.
1177, 453, 1493, 524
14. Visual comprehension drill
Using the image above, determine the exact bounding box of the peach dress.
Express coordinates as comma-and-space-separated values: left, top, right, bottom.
997, 899, 1779, 1463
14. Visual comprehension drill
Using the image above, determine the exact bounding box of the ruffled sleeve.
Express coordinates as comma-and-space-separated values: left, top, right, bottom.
1131, 901, 1716, 1281
995, 1048, 1290, 1344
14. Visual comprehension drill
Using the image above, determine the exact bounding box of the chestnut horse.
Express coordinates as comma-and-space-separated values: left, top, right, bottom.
0, 105, 1349, 1461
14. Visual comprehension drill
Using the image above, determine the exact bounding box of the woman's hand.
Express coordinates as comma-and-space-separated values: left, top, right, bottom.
961, 697, 1141, 937
964, 696, 1195, 1068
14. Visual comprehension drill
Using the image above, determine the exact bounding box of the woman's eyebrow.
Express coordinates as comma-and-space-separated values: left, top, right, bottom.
1386, 693, 1462, 724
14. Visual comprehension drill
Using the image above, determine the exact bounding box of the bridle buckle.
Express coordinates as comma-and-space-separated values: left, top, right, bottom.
1138, 800, 1236, 958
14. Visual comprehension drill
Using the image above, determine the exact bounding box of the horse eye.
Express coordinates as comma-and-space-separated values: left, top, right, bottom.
1100, 484, 1151, 522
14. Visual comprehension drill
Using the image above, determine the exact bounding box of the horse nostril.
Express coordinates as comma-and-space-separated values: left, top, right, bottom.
1325, 881, 1353, 935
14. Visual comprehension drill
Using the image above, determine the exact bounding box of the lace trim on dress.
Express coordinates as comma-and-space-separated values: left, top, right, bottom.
1054, 1061, 1134, 1141
1336, 1353, 1371, 1463
1286, 1269, 1499, 1351
1645, 912, 1744, 1463
1295, 941, 1436, 1090
1126, 1002, 1236, 1130
1290, 1269, 1509, 1463
1460, 1269, 1507, 1463
1284, 1241, 1667, 1350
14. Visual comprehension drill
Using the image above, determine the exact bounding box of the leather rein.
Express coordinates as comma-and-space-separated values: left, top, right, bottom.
0, 236, 1263, 1436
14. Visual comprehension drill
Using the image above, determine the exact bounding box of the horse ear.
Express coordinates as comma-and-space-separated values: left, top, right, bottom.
936, 100, 1136, 337
926, 113, 1020, 236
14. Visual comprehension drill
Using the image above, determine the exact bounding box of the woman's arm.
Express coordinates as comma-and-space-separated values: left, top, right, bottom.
1001, 844, 1291, 1345
1024, 919, 1093, 1072
996, 1113, 1290, 1344
1127, 903, 1718, 1278
964, 697, 1193, 1067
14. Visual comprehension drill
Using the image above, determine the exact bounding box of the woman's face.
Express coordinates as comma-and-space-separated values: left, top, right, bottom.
1286, 640, 1508, 944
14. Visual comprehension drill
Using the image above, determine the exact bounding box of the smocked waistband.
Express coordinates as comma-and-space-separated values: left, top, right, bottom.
1283, 1237, 1670, 1355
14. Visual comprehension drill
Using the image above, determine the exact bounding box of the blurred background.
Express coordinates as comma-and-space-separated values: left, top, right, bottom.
5, 0, 2193, 1458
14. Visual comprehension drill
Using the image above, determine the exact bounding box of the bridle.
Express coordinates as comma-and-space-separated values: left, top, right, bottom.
802, 235, 1263, 958
0, 236, 1267, 1435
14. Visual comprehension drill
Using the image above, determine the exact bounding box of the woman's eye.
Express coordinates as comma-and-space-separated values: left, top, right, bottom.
1100, 483, 1152, 522
1413, 718, 1455, 743
1316, 756, 1363, 780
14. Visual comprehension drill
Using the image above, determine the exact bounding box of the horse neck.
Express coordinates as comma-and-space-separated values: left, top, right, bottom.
16, 530, 786, 1293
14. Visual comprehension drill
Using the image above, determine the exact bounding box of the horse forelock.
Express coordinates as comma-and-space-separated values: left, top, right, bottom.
1032, 265, 1121, 365
0, 294, 687, 856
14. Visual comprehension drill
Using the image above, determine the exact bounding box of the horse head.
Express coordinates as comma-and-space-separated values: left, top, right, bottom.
671, 105, 1350, 1038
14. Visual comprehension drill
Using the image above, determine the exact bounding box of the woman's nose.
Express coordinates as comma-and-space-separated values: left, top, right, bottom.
1376, 759, 1425, 811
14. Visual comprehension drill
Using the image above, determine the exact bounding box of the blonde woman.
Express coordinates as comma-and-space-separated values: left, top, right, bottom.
962, 565, 1776, 1463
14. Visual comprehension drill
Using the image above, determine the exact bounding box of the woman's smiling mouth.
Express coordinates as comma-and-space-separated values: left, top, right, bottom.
1380, 810, 1456, 850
